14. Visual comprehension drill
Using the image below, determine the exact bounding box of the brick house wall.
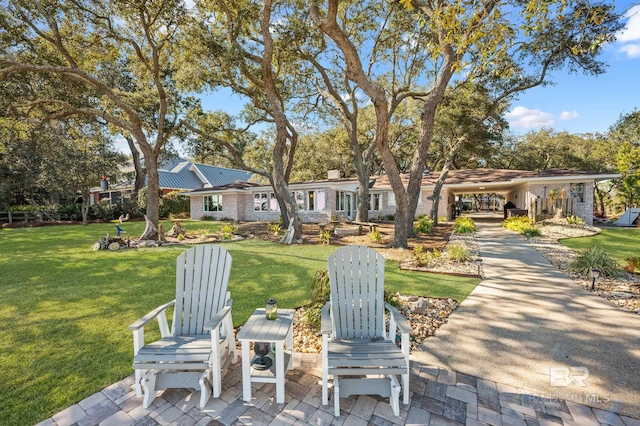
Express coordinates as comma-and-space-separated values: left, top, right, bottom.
527, 182, 593, 226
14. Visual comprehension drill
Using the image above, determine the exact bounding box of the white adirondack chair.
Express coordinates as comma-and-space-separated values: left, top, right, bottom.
322, 245, 412, 417
128, 245, 237, 408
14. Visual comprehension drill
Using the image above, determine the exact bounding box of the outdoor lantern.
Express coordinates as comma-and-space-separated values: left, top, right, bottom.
252, 342, 272, 370
590, 268, 601, 291
266, 298, 278, 320
474, 258, 483, 277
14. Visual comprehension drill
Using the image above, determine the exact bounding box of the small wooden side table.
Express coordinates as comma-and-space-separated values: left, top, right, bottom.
237, 308, 295, 403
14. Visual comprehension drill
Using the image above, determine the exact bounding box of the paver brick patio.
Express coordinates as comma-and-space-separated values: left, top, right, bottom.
37, 356, 640, 426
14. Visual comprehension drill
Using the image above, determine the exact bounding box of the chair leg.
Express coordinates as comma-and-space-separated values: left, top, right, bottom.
322, 369, 329, 406
389, 375, 401, 416
402, 372, 410, 405
134, 369, 143, 398
333, 375, 340, 417
142, 370, 158, 409
199, 369, 212, 408
225, 314, 238, 364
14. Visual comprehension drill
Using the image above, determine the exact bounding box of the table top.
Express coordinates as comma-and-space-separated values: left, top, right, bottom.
237, 308, 295, 342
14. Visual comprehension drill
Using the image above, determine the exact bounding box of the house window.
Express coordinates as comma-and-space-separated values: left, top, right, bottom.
570, 183, 585, 202
370, 193, 381, 211
336, 191, 346, 211
293, 191, 305, 210
254, 193, 269, 211
269, 193, 279, 211
204, 194, 223, 212
307, 190, 326, 211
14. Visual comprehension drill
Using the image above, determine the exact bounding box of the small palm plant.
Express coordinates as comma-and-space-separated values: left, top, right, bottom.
567, 245, 621, 278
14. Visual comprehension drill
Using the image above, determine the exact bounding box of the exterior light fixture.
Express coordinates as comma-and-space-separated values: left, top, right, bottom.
590, 268, 601, 291
474, 258, 483, 277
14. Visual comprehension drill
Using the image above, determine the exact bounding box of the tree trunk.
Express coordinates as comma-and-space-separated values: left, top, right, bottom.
141, 214, 166, 242
353, 153, 372, 222
274, 192, 290, 227
272, 172, 302, 242
138, 147, 161, 240
430, 164, 451, 225
81, 187, 90, 225
126, 136, 146, 201
260, 0, 301, 243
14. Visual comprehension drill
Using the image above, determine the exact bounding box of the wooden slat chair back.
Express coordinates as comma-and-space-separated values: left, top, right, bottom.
328, 245, 386, 340
128, 245, 237, 409
322, 245, 412, 417
173, 245, 232, 336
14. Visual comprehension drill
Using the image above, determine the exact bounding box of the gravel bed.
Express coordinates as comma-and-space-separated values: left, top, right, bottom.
526, 222, 640, 315
292, 230, 476, 354
397, 231, 481, 276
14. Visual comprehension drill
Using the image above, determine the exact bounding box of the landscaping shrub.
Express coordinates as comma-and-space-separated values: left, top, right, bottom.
219, 224, 236, 240
89, 201, 119, 221
521, 226, 542, 237
624, 257, 640, 273
414, 216, 434, 234
162, 191, 190, 217
413, 245, 441, 267
446, 243, 469, 262
305, 269, 331, 330
453, 217, 476, 234
369, 229, 383, 243
567, 245, 621, 278
56, 203, 82, 221
384, 290, 401, 309
268, 221, 281, 236
319, 228, 331, 244
566, 215, 585, 225
502, 215, 541, 237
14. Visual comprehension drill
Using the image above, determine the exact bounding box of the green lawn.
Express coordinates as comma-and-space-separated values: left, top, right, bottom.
0, 221, 478, 424
560, 228, 640, 265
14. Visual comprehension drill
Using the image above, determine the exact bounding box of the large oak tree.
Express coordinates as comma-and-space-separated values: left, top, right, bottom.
311, 0, 623, 247
0, 0, 193, 239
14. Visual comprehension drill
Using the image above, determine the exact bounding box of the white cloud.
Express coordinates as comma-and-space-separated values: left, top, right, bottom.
616, 5, 640, 58
559, 110, 579, 121
618, 43, 640, 58
505, 106, 555, 129
617, 5, 640, 43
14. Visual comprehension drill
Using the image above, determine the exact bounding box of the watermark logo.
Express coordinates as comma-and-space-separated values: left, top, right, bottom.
549, 366, 589, 387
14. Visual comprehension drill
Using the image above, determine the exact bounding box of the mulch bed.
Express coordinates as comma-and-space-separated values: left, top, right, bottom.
235, 221, 453, 265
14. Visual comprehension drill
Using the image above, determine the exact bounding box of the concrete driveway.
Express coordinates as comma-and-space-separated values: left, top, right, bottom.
414, 218, 640, 419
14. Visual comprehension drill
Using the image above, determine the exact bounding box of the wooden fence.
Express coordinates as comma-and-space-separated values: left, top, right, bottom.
0, 210, 75, 224
529, 198, 575, 222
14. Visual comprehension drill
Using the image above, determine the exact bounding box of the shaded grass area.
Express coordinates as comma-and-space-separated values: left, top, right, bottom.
0, 221, 478, 424
560, 228, 640, 265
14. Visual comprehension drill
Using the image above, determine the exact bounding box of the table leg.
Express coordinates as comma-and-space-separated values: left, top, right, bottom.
241, 341, 252, 402
286, 327, 294, 370
275, 341, 285, 403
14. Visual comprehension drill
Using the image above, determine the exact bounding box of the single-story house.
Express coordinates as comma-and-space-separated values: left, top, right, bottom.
187, 168, 619, 226
91, 159, 253, 204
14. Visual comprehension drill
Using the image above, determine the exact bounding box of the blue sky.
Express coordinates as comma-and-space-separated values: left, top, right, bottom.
505, 3, 640, 135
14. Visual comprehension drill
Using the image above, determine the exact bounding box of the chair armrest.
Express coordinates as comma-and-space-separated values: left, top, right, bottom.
321, 301, 332, 335
204, 305, 232, 330
128, 300, 176, 331
385, 302, 412, 334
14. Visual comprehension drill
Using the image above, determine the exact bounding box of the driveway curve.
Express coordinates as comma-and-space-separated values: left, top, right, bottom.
414, 218, 640, 419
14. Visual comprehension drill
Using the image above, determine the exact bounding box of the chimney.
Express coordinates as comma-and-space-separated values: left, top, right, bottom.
327, 170, 340, 180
